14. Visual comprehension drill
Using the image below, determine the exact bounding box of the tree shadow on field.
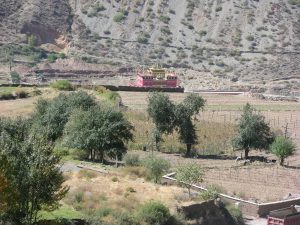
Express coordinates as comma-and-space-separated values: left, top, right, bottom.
283, 165, 300, 170
196, 154, 236, 160
248, 155, 269, 162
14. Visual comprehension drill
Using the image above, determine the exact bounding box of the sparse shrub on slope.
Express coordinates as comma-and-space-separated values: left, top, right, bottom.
124, 153, 140, 166
137, 201, 171, 225
137, 32, 150, 44
113, 12, 126, 22
288, 0, 300, 5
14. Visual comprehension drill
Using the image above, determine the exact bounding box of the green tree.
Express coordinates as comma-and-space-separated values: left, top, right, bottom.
174, 104, 198, 157
63, 105, 133, 162
147, 92, 176, 150
182, 93, 206, 116
28, 35, 38, 47
176, 163, 203, 197
10, 71, 20, 83
0, 117, 68, 225
147, 92, 176, 134
233, 103, 273, 159
174, 94, 205, 157
147, 93, 205, 156
270, 136, 296, 166
143, 157, 170, 183
32, 91, 97, 142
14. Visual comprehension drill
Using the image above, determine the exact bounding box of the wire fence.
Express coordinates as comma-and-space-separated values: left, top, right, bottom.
203, 166, 300, 189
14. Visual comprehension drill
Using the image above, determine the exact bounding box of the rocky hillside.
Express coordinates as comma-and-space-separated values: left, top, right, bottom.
0, 0, 300, 93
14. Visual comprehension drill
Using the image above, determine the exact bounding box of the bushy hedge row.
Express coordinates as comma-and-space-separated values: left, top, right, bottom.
0, 88, 31, 100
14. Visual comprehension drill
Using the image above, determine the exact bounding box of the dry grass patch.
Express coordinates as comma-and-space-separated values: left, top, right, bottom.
63, 168, 184, 215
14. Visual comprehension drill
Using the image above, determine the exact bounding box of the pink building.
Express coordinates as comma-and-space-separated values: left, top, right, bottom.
134, 68, 179, 88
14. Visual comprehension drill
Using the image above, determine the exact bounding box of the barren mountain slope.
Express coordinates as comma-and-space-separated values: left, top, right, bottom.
0, 0, 299, 92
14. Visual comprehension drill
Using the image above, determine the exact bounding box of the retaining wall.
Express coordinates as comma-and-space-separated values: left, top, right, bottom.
162, 172, 300, 218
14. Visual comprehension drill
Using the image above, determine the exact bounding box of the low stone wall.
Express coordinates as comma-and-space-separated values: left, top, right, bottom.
258, 198, 300, 217
0, 83, 185, 92
162, 172, 300, 218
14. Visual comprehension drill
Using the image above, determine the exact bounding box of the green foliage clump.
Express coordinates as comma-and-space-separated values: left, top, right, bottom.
111, 177, 119, 182
233, 103, 273, 158
32, 91, 97, 141
143, 157, 170, 183
0, 117, 68, 225
176, 163, 203, 197
288, 0, 300, 5
50, 80, 74, 91
216, 6, 223, 12
137, 32, 150, 44
10, 71, 20, 84
199, 187, 219, 201
246, 35, 255, 41
270, 136, 295, 166
63, 105, 133, 162
159, 15, 170, 24
0, 44, 48, 65
147, 92, 205, 156
113, 12, 126, 22
225, 204, 244, 225
105, 91, 120, 102
46, 52, 66, 63
48, 53, 58, 63
59, 53, 66, 59
95, 3, 106, 12
136, 201, 171, 225
124, 153, 140, 166
28, 34, 38, 47
160, 26, 172, 35
199, 30, 207, 36
74, 192, 84, 203
94, 85, 108, 93
94, 86, 121, 104
174, 94, 205, 157
126, 187, 136, 193
147, 92, 176, 135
